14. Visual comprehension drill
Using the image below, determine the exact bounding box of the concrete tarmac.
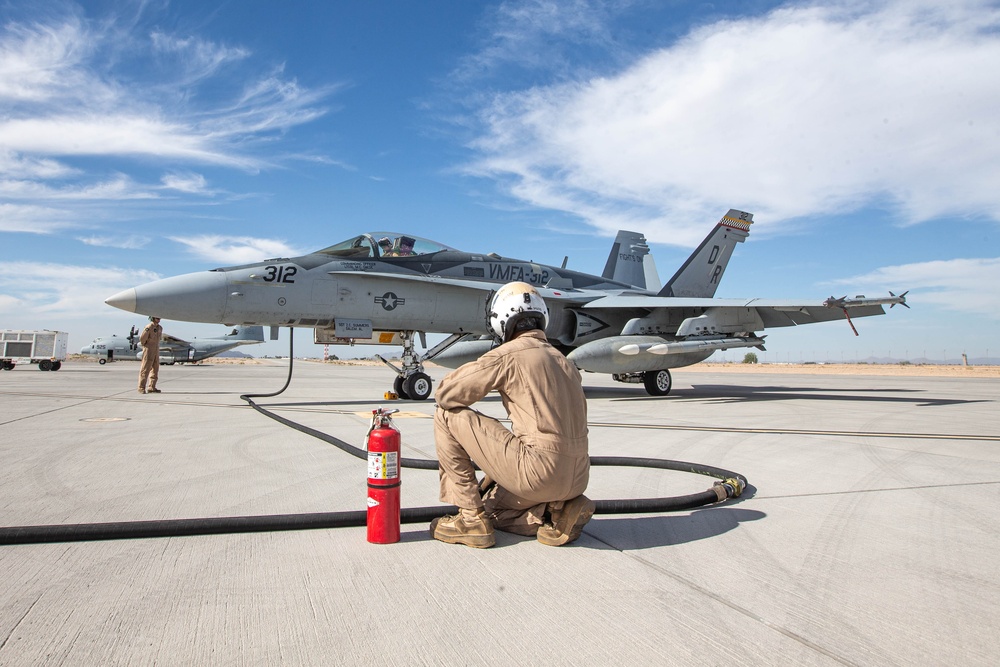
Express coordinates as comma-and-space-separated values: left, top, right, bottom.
1, 360, 998, 665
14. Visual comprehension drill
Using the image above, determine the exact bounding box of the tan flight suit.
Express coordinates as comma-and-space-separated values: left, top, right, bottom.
138, 321, 162, 392
434, 329, 590, 535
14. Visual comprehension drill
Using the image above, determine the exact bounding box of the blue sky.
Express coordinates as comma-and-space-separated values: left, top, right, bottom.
2, 0, 998, 363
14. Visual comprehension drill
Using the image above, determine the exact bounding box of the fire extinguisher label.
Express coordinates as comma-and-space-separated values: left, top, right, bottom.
368, 451, 399, 479
367, 497, 379, 508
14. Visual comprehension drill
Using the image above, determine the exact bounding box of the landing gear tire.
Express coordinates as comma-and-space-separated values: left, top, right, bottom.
99, 358, 107, 365
403, 372, 433, 401
642, 369, 672, 396
393, 375, 410, 400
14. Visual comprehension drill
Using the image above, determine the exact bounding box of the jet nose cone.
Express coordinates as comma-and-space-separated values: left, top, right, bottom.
106, 288, 137, 313
117, 271, 228, 323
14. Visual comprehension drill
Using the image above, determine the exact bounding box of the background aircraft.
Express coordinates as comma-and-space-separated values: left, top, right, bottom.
80, 325, 265, 365
104, 210, 906, 398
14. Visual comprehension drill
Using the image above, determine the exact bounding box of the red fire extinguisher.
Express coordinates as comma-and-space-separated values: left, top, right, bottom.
366, 408, 401, 544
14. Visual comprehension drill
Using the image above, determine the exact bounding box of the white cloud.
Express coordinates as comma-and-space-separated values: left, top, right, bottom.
0, 203, 77, 233
161, 172, 211, 195
467, 0, 1000, 245
168, 235, 304, 264
0, 8, 334, 218
456, 0, 618, 80
0, 261, 160, 319
77, 235, 151, 250
149, 31, 251, 86
0, 115, 256, 167
0, 174, 159, 201
832, 256, 1000, 319
0, 149, 78, 179
0, 19, 96, 104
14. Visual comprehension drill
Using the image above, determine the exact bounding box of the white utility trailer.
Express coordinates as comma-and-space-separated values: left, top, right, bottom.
1, 330, 69, 371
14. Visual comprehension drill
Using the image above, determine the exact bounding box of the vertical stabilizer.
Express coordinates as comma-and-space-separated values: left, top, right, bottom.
602, 230, 657, 289
657, 209, 753, 298
643, 254, 661, 293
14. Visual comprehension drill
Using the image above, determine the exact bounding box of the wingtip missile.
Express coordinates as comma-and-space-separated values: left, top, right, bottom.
824, 291, 909, 310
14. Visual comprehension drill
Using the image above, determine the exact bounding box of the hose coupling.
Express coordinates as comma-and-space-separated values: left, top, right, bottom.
713, 477, 745, 500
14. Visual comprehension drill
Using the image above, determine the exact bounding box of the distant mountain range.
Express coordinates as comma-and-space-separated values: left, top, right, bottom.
216, 350, 254, 358
712, 352, 999, 366
803, 356, 998, 366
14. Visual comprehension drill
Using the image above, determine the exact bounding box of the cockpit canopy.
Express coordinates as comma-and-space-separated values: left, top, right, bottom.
316, 233, 456, 259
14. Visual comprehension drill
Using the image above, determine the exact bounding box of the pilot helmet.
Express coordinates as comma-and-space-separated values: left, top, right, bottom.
377, 236, 392, 248
400, 236, 415, 250
488, 282, 548, 343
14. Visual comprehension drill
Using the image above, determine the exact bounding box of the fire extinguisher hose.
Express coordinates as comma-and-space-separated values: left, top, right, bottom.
0, 331, 748, 545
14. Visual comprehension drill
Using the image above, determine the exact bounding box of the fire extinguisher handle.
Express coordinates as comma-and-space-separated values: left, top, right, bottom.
366, 407, 401, 442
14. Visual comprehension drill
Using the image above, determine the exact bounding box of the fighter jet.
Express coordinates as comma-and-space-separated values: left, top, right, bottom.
104, 211, 906, 398
81, 325, 265, 364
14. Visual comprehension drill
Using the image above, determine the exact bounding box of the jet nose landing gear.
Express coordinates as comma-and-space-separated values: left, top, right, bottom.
376, 331, 471, 401
392, 371, 432, 401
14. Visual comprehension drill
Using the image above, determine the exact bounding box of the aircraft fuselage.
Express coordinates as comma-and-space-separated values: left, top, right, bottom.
107, 233, 641, 343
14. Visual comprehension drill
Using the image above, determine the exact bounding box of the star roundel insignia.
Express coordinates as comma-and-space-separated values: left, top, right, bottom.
375, 292, 405, 311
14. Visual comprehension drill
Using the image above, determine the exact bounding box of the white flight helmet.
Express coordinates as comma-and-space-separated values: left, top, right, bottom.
488, 281, 549, 343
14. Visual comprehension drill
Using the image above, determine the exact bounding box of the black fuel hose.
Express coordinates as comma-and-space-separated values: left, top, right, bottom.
0, 328, 747, 545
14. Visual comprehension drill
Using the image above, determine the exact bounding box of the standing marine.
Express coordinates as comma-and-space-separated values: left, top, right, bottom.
138, 316, 162, 394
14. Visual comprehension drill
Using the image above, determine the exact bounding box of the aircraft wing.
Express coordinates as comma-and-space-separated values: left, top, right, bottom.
582, 295, 888, 327
158, 333, 192, 351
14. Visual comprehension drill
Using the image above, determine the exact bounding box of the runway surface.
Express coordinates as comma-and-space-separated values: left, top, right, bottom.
1, 360, 998, 665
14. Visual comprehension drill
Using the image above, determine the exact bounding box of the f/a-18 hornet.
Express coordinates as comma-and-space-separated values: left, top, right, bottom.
80, 325, 264, 364
105, 211, 907, 399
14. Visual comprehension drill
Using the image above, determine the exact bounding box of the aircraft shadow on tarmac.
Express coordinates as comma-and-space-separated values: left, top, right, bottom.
581, 384, 986, 408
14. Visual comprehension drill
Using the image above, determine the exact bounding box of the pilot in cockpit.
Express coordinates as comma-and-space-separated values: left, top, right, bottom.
385, 236, 416, 257
377, 237, 393, 256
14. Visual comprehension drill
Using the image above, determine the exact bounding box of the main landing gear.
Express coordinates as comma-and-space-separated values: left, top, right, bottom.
612, 369, 673, 396
642, 369, 672, 396
376, 331, 470, 401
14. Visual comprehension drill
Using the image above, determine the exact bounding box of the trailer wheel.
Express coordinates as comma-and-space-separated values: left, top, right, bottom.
39, 359, 53, 371
1, 361, 13, 371
51, 360, 62, 371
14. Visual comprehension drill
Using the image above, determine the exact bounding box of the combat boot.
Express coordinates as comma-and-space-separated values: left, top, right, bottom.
138, 388, 146, 394
148, 387, 161, 393
537, 495, 595, 546
430, 509, 495, 548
